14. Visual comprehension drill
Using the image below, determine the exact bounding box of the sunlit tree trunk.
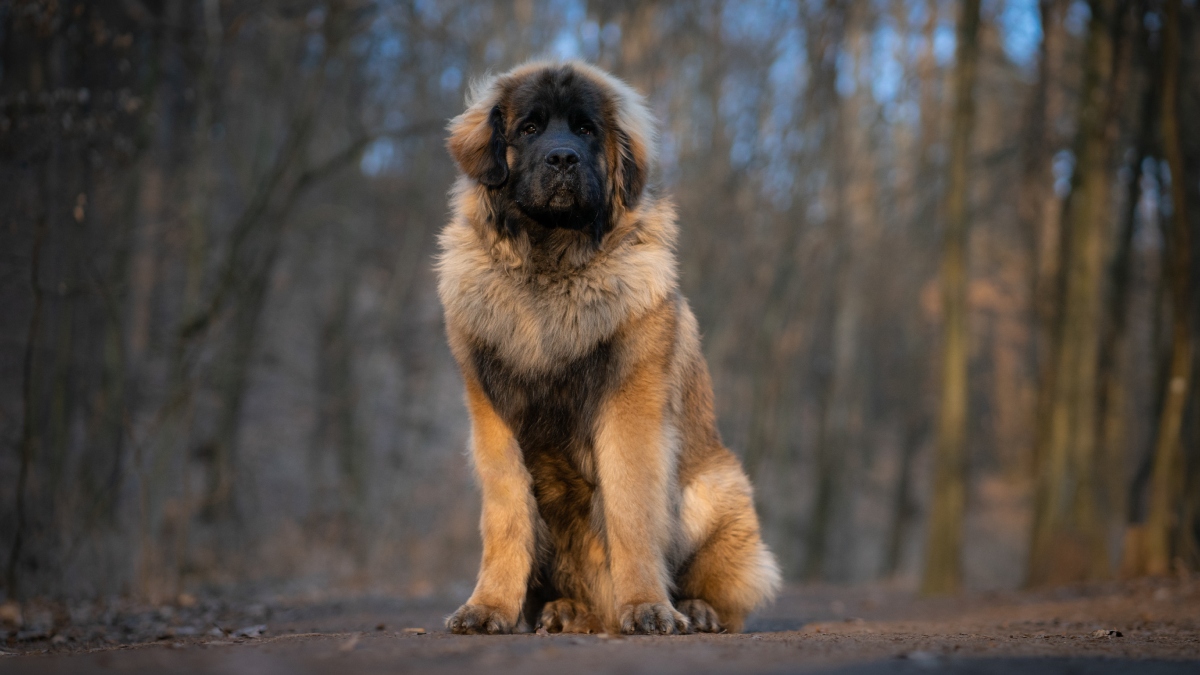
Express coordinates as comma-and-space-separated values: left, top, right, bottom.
921, 0, 980, 596
1142, 0, 1193, 577
1027, 0, 1121, 587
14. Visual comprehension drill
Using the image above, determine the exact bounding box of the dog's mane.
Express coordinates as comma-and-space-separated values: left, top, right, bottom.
437, 61, 679, 373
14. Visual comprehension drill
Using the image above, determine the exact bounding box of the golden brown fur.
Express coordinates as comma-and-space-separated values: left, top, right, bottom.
438, 60, 780, 635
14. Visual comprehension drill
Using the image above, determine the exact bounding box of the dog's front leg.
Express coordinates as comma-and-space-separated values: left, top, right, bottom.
446, 376, 536, 634
594, 359, 690, 635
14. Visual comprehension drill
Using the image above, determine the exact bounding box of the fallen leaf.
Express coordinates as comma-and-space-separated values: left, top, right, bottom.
402, 627, 425, 635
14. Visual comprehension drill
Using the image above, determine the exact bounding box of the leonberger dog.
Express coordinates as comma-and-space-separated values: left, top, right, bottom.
437, 60, 780, 635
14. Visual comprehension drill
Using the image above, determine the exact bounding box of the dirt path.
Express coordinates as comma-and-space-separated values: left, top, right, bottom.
2, 578, 1197, 673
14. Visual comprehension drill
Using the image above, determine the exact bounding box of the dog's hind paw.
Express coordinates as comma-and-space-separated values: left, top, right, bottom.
676, 599, 723, 633
537, 598, 604, 634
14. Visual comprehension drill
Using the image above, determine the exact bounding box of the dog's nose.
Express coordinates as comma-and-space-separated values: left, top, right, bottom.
545, 148, 579, 170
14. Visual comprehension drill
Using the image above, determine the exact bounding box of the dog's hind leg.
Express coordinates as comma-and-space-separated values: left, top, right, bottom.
674, 460, 781, 633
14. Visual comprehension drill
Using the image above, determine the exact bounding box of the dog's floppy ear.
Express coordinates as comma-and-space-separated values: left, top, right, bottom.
599, 72, 654, 212
613, 127, 647, 211
448, 104, 508, 188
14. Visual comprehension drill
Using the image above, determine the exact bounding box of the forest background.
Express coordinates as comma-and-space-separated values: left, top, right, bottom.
1, 0, 1198, 605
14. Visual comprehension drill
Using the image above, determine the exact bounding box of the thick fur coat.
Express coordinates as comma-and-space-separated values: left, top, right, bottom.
438, 61, 780, 635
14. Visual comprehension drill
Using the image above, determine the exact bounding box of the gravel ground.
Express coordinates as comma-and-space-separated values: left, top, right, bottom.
1, 577, 1197, 673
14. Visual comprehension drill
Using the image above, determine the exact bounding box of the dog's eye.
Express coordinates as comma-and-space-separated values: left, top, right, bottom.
576, 124, 593, 136
521, 123, 538, 136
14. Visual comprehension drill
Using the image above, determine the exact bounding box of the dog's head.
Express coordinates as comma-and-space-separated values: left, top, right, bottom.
447, 61, 655, 243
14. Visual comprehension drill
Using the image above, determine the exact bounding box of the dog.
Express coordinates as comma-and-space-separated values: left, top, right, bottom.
437, 61, 780, 635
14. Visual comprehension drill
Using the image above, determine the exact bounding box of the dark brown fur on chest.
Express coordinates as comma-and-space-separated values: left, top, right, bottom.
470, 341, 617, 532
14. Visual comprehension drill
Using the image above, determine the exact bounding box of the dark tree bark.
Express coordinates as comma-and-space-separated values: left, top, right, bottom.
1027, 0, 1124, 587
1142, 0, 1193, 577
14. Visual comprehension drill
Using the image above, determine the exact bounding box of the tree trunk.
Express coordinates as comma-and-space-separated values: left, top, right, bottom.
1026, 0, 1069, 479
6, 210, 47, 600
804, 4, 861, 582
1142, 0, 1193, 577
1107, 25, 1159, 576
1033, 2, 1071, 340
883, 419, 925, 578
882, 0, 938, 581
921, 0, 980, 596
1027, 0, 1122, 587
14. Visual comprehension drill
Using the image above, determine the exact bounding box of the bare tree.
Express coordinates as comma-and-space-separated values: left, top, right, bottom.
1141, 0, 1193, 577
1027, 0, 1125, 586
922, 0, 980, 596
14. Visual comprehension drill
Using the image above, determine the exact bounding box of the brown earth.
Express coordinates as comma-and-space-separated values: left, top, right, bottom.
1, 577, 1197, 674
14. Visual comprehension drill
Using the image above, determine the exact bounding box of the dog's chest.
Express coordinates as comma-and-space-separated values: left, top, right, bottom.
471, 340, 616, 525
465, 266, 628, 372
472, 339, 615, 458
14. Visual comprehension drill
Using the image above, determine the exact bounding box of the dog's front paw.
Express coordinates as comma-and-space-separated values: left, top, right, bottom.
619, 601, 690, 635
538, 598, 604, 634
445, 603, 516, 634
676, 599, 722, 633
